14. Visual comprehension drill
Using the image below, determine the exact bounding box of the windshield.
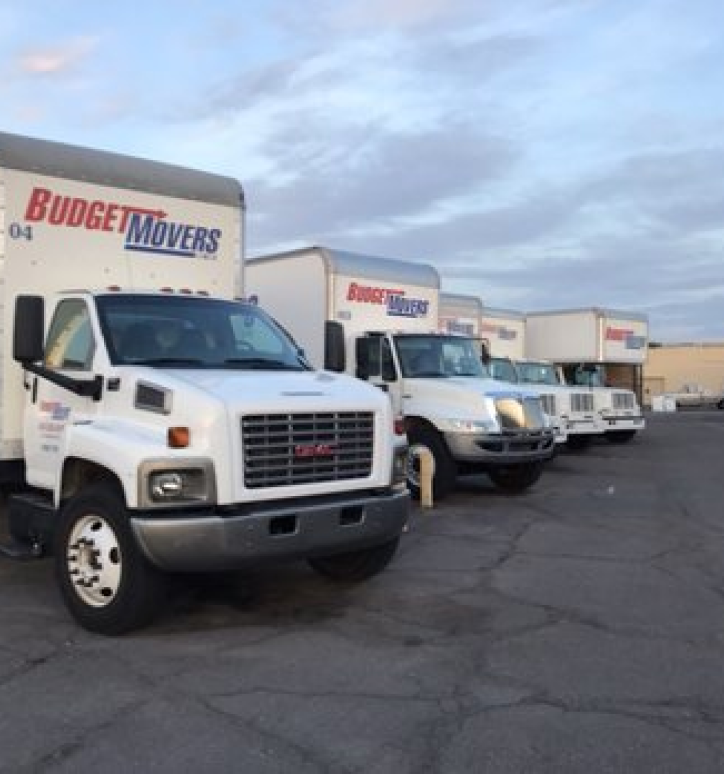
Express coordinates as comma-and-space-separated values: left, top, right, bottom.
489, 357, 519, 383
96, 294, 309, 370
394, 334, 487, 378
563, 363, 606, 387
517, 362, 559, 385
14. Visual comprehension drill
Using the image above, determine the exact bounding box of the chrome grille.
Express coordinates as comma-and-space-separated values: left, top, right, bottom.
570, 392, 594, 413
540, 394, 557, 417
242, 412, 374, 488
612, 391, 635, 410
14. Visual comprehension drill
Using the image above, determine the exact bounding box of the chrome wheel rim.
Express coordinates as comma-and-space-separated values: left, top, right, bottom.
66, 514, 122, 607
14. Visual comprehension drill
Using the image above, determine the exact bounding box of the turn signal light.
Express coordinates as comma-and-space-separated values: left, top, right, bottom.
168, 427, 190, 448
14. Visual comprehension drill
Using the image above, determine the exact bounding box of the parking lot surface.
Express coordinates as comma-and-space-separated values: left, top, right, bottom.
1, 411, 724, 773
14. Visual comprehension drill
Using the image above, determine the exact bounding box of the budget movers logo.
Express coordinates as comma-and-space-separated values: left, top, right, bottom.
444, 319, 476, 336
481, 322, 518, 341
605, 326, 646, 350
23, 186, 221, 258
346, 282, 430, 319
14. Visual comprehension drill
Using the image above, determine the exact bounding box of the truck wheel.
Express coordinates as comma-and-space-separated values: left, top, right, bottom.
55, 482, 167, 635
406, 425, 457, 501
566, 435, 594, 451
488, 461, 544, 493
605, 430, 637, 444
308, 538, 399, 582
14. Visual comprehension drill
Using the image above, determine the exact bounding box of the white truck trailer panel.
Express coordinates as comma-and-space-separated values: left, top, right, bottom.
0, 137, 241, 458
438, 292, 482, 337
526, 308, 648, 364
247, 247, 440, 368
480, 307, 525, 360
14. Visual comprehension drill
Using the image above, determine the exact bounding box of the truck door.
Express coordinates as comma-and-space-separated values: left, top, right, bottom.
355, 334, 403, 417
23, 299, 100, 493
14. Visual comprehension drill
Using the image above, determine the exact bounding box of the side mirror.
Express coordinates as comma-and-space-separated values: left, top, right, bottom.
480, 340, 491, 365
355, 337, 371, 379
324, 321, 346, 372
14, 295, 45, 363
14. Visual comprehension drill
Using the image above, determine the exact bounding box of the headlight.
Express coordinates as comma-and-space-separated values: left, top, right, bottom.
436, 418, 499, 434
139, 459, 216, 508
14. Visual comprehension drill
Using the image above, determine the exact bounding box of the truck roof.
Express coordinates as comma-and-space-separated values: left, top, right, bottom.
440, 291, 483, 315
0, 131, 243, 208
248, 246, 440, 288
526, 307, 648, 323
482, 306, 525, 320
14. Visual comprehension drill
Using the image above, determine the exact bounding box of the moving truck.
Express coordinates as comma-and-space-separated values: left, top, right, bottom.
525, 308, 647, 442
479, 306, 526, 360
247, 247, 556, 500
0, 132, 408, 634
477, 306, 599, 449
440, 294, 567, 446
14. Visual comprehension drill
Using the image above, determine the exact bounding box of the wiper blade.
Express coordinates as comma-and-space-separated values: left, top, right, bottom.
130, 358, 206, 366
224, 358, 302, 370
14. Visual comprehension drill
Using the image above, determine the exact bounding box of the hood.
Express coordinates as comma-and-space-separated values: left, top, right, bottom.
404, 376, 542, 418
133, 366, 390, 415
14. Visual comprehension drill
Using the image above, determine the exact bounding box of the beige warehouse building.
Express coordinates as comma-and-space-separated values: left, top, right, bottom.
643, 343, 724, 405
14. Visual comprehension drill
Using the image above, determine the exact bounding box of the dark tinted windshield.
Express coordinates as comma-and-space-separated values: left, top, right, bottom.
517, 362, 559, 385
394, 334, 487, 378
96, 294, 308, 370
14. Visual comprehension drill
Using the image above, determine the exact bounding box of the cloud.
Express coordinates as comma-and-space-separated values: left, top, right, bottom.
246, 122, 519, 250
16, 36, 98, 76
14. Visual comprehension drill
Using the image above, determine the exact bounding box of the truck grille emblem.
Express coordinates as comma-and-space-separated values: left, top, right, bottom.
294, 443, 336, 459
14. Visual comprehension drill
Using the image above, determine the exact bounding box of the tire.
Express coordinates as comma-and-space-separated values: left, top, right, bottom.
406, 424, 457, 501
308, 538, 399, 582
566, 434, 594, 451
717, 399, 724, 410
488, 461, 544, 493
605, 430, 637, 444
55, 482, 167, 635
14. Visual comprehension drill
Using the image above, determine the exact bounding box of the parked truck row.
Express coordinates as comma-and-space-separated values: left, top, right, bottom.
0, 132, 647, 634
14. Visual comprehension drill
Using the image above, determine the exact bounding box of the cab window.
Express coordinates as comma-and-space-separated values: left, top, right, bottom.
44, 300, 95, 371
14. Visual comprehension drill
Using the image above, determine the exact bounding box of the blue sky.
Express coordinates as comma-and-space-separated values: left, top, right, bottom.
2, 0, 723, 342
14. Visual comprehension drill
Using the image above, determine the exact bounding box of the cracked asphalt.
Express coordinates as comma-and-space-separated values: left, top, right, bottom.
1, 411, 724, 773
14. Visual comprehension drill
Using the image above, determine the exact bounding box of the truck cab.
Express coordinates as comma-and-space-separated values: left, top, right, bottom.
354, 331, 555, 499
561, 363, 645, 443
501, 358, 600, 450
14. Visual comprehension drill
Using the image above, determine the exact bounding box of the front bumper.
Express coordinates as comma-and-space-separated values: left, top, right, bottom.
131, 488, 409, 571
444, 428, 556, 464
565, 417, 600, 436
600, 414, 646, 432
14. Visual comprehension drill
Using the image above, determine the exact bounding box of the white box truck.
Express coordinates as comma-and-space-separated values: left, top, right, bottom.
525, 308, 647, 442
247, 248, 556, 501
478, 306, 600, 449
0, 132, 408, 634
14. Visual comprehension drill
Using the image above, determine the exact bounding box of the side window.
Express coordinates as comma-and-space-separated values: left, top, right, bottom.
45, 300, 95, 371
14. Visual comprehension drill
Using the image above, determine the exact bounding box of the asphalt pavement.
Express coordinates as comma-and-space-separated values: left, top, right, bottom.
1, 411, 723, 773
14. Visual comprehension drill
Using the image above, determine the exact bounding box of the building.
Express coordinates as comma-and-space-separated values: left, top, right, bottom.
643, 343, 724, 405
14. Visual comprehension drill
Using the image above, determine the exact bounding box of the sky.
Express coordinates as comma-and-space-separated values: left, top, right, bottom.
2, 0, 723, 343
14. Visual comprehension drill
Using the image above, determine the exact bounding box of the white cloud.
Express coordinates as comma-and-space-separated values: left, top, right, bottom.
17, 35, 98, 76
